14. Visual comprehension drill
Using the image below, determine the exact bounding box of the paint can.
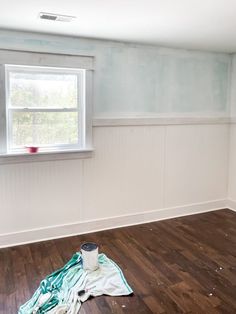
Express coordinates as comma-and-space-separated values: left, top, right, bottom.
81, 242, 99, 271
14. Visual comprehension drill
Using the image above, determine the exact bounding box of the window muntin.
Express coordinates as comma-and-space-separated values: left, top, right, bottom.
5, 65, 86, 152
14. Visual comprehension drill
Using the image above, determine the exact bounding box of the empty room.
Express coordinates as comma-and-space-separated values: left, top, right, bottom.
0, 0, 236, 313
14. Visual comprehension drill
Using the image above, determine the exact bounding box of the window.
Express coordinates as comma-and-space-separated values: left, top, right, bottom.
0, 50, 93, 162
5, 65, 85, 152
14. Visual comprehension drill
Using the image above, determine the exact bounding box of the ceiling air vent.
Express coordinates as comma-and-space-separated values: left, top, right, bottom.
39, 12, 76, 22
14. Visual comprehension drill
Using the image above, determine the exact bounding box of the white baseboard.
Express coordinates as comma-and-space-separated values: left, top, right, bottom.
227, 199, 236, 211
0, 199, 227, 248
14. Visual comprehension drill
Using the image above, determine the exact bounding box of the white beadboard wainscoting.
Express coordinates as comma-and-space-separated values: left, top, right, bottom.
0, 120, 229, 248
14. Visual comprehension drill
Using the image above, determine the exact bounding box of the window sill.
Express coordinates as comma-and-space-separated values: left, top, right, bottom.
0, 148, 94, 165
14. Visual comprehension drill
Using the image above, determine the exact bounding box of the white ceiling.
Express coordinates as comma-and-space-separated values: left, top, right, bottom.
1, 0, 236, 53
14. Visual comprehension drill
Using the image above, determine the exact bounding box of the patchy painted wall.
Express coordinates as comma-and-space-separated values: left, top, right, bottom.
0, 30, 231, 116
230, 54, 236, 118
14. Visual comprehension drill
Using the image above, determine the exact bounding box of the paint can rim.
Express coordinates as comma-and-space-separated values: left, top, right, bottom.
81, 242, 98, 252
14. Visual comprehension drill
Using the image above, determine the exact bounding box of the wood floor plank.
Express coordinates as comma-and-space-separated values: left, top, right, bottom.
0, 208, 236, 313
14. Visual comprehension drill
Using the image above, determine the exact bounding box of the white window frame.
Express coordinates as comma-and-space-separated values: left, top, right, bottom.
0, 49, 94, 164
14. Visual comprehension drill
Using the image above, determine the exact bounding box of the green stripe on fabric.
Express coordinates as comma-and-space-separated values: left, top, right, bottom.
19, 252, 83, 313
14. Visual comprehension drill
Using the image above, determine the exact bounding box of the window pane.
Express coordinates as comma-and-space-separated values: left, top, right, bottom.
11, 112, 78, 147
9, 72, 78, 108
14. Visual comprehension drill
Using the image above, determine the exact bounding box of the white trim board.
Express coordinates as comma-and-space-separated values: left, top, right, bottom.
0, 199, 226, 248
0, 49, 94, 70
93, 116, 230, 127
0, 149, 94, 165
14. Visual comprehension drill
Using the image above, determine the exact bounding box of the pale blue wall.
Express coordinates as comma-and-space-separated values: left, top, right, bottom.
230, 54, 236, 117
0, 30, 231, 116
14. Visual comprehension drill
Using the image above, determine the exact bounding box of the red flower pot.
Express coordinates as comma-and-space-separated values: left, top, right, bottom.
26, 146, 39, 153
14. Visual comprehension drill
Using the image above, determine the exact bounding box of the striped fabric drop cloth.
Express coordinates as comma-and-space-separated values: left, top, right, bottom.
19, 253, 133, 314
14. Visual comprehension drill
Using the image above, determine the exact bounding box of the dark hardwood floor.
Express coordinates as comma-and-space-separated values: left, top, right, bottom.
0, 209, 236, 313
